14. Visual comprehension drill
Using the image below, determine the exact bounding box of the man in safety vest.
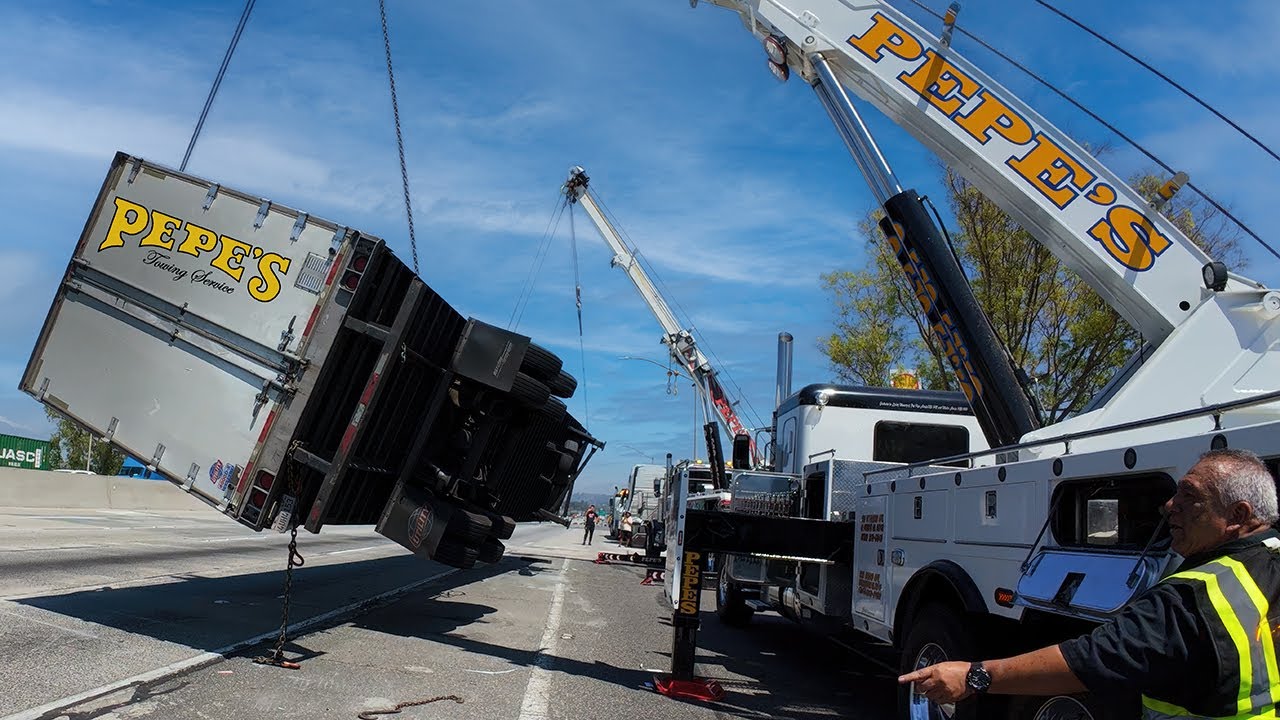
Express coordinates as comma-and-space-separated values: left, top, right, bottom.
899, 448, 1280, 718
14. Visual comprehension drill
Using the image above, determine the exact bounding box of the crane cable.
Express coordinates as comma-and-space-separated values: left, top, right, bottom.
180, 0, 255, 172
897, 0, 1280, 262
378, 0, 420, 274
589, 189, 769, 434
508, 195, 568, 331
567, 204, 591, 431
1035, 0, 1280, 167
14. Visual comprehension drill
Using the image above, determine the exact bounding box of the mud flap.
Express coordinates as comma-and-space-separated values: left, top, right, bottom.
376, 482, 455, 559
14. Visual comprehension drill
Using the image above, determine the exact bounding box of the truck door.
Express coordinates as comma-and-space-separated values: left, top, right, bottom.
853, 494, 889, 622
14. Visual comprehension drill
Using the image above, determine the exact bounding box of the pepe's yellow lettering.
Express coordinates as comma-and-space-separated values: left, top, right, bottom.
1007, 134, 1096, 209
1088, 205, 1172, 271
898, 50, 979, 116
99, 197, 149, 251
177, 222, 219, 258
210, 235, 252, 281
847, 12, 924, 63
954, 90, 1034, 146
248, 252, 291, 302
138, 210, 182, 250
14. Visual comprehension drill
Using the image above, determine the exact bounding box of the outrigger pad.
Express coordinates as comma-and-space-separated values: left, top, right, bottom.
652, 675, 725, 702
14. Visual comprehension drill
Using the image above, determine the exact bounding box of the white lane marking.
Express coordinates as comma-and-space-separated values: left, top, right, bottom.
0, 567, 459, 720
325, 545, 385, 556
0, 606, 100, 640
517, 557, 568, 720
463, 668, 518, 675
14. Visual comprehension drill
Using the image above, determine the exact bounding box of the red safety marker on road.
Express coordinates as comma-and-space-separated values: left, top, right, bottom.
652, 675, 725, 702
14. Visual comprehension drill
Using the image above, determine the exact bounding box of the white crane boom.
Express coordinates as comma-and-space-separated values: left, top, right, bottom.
562, 167, 762, 466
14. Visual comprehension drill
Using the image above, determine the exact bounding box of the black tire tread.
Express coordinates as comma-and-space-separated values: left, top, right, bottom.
433, 539, 479, 569
547, 370, 577, 399
511, 372, 551, 409
520, 343, 562, 382
478, 537, 505, 564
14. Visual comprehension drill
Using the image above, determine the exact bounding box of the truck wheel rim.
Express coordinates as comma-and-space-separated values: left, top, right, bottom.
908, 642, 955, 720
1033, 697, 1093, 720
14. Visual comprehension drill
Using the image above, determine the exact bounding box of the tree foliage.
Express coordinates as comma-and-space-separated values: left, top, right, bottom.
821, 167, 1244, 423
45, 407, 124, 475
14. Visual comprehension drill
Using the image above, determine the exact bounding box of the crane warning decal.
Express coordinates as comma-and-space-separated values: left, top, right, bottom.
847, 13, 1174, 272
96, 196, 294, 302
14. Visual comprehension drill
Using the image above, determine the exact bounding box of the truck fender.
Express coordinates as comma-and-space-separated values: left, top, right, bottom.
892, 560, 987, 646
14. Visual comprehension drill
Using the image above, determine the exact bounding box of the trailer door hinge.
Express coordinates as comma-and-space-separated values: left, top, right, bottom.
255, 200, 272, 229
203, 184, 220, 210
290, 212, 309, 243
148, 444, 166, 472
185, 463, 200, 490
104, 417, 119, 442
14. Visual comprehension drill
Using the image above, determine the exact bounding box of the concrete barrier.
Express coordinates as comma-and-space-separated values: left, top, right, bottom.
0, 467, 207, 511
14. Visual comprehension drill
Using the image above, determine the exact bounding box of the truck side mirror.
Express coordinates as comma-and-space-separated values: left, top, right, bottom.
654, 478, 662, 496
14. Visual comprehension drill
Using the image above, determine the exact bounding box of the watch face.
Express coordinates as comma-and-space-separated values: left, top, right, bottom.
966, 663, 992, 692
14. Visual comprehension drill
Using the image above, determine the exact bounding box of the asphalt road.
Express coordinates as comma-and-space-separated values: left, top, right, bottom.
0, 508, 896, 720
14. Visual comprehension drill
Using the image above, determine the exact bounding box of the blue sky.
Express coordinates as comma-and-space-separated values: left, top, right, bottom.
1, 1, 1277, 494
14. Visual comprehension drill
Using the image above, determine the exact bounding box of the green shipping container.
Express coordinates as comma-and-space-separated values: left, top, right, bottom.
0, 433, 51, 471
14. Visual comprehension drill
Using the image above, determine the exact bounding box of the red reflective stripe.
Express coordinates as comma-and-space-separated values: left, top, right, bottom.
256, 410, 278, 445
358, 372, 380, 406
324, 252, 343, 286
302, 305, 321, 338
235, 462, 254, 496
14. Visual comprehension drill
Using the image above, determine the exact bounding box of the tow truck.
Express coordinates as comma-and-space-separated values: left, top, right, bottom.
654, 2, 1280, 718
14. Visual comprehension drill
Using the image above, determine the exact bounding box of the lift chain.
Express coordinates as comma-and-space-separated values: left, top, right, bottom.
254, 454, 306, 670
357, 695, 464, 719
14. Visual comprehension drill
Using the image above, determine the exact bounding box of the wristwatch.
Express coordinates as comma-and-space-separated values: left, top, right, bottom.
966, 662, 992, 694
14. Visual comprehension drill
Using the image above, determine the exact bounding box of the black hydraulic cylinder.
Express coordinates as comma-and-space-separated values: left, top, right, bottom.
879, 190, 1041, 448
704, 422, 727, 490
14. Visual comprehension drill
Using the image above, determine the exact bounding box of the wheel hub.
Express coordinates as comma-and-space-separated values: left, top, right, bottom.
907, 642, 956, 720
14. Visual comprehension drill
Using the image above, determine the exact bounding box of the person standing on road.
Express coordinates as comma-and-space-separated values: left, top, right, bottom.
583, 504, 598, 545
620, 511, 634, 546
899, 448, 1280, 718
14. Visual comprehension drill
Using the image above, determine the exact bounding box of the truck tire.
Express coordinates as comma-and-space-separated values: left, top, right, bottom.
715, 559, 753, 627
480, 510, 516, 540
899, 603, 1001, 720
445, 508, 493, 545
519, 343, 562, 382
540, 396, 567, 424
511, 372, 551, 409
547, 370, 577, 398
478, 537, 505, 564
432, 539, 479, 569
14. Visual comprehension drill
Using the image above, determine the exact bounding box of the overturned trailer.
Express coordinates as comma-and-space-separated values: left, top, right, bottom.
21, 152, 601, 568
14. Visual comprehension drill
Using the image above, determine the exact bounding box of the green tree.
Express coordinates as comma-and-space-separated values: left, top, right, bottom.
821, 167, 1244, 423
45, 407, 125, 475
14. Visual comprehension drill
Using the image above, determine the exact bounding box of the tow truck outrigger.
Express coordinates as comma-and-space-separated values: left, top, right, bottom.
654, 2, 1280, 718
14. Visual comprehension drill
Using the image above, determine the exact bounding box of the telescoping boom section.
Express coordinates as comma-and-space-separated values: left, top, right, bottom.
562, 167, 763, 467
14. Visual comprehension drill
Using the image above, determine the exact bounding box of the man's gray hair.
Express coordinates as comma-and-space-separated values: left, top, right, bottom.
1201, 449, 1279, 525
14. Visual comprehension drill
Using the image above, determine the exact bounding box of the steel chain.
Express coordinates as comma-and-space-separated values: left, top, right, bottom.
357, 695, 464, 719
378, 0, 419, 274
254, 454, 305, 669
